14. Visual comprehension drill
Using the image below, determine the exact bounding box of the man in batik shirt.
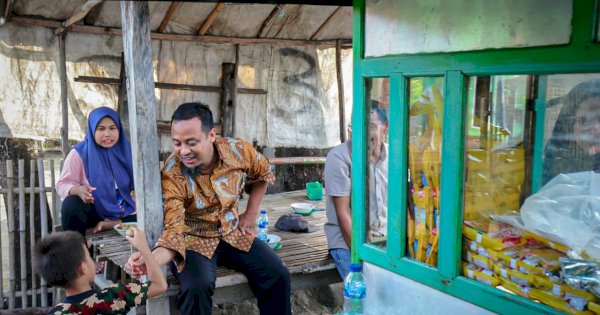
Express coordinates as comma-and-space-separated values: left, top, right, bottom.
126, 102, 291, 315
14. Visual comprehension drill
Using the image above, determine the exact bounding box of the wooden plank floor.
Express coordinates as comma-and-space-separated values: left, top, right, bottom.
89, 190, 336, 290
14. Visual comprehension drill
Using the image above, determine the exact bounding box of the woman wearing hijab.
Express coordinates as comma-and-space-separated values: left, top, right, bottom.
542, 79, 600, 184
56, 107, 136, 237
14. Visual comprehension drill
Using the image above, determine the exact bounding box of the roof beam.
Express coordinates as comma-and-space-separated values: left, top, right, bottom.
12, 16, 352, 48
74, 75, 268, 94
55, 0, 103, 35
158, 1, 180, 33
310, 6, 342, 40
197, 2, 225, 35
256, 5, 283, 38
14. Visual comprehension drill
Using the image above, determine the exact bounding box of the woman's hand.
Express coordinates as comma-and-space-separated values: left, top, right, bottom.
72, 184, 96, 203
92, 219, 121, 234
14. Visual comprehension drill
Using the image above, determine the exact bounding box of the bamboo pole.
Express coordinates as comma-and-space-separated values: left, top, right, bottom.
59, 34, 69, 158
11, 16, 353, 48
336, 39, 347, 143
7, 160, 15, 309
50, 160, 58, 227
0, 187, 54, 194
18, 160, 28, 308
0, 167, 4, 308
37, 159, 48, 307
50, 160, 60, 305
0, 209, 2, 309
158, 1, 180, 33
29, 160, 37, 307
269, 157, 326, 165
197, 3, 225, 35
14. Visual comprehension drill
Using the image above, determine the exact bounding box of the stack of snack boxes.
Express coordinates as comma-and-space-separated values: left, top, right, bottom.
463, 147, 525, 222
462, 219, 599, 314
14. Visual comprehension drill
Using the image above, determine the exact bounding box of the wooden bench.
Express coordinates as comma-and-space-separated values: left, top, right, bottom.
89, 190, 341, 306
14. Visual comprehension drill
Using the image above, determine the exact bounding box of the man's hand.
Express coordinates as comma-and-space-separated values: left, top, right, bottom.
92, 219, 121, 234
124, 251, 148, 278
72, 184, 96, 203
238, 212, 257, 236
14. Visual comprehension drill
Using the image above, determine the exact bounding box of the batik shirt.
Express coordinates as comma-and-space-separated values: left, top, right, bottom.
48, 282, 149, 314
155, 137, 275, 272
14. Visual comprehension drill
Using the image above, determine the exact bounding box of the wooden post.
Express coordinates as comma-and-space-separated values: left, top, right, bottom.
18, 160, 27, 308
37, 160, 48, 307
117, 52, 129, 138
59, 33, 69, 157
7, 160, 15, 309
0, 175, 3, 309
220, 62, 237, 137
120, 0, 162, 245
50, 160, 59, 227
0, 187, 3, 309
29, 160, 37, 307
120, 2, 168, 312
336, 40, 346, 143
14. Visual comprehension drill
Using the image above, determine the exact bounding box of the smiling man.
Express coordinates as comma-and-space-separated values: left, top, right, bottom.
125, 102, 291, 315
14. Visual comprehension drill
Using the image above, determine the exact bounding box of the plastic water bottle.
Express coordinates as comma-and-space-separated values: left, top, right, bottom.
257, 209, 269, 231
257, 222, 268, 242
343, 263, 366, 315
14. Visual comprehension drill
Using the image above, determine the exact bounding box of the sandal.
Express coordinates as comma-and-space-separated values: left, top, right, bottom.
95, 261, 106, 274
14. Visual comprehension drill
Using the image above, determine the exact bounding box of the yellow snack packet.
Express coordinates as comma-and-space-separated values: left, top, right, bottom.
529, 289, 593, 315
533, 275, 597, 302
464, 239, 496, 260
493, 264, 536, 287
588, 302, 600, 314
464, 250, 494, 270
463, 220, 526, 251
522, 230, 570, 253
493, 246, 564, 276
462, 263, 500, 287
499, 278, 533, 298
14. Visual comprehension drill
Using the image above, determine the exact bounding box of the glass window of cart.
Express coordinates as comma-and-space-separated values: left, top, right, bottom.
541, 75, 600, 185
406, 77, 444, 266
536, 74, 600, 262
366, 78, 389, 249
461, 74, 600, 313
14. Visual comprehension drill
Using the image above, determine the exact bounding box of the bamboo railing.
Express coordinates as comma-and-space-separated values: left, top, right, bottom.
0, 159, 61, 311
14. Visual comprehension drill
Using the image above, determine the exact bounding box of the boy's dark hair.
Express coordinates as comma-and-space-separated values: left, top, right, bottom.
370, 100, 389, 125
32, 231, 86, 288
171, 102, 215, 133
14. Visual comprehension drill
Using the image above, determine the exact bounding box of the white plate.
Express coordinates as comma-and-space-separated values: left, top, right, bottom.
113, 222, 138, 237
266, 234, 282, 250
290, 202, 314, 215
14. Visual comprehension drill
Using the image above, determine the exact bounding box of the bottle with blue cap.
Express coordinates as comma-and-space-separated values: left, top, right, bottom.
257, 209, 269, 232
256, 209, 269, 228
257, 222, 268, 242
343, 263, 366, 315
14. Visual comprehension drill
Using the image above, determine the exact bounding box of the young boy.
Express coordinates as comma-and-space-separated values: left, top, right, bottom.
33, 228, 167, 314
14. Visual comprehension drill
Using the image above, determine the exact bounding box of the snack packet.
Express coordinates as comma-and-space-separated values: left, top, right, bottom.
463, 220, 526, 251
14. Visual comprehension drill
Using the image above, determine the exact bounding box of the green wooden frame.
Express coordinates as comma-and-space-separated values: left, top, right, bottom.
351, 0, 600, 314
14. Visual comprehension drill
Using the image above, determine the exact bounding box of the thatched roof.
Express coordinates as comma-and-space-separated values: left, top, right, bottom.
3, 1, 352, 46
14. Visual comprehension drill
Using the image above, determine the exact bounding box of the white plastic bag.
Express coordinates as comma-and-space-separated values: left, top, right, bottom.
520, 171, 600, 260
